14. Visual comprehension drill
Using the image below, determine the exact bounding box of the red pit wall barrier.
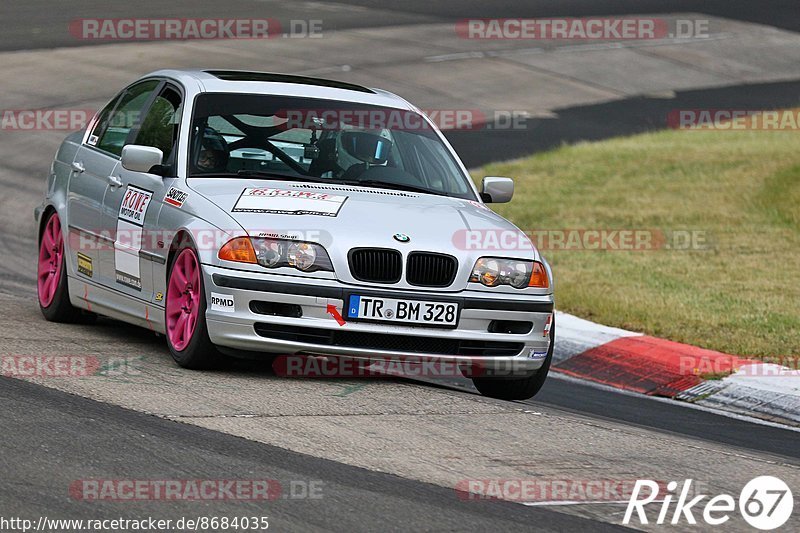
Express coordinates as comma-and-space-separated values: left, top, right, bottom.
554, 336, 756, 397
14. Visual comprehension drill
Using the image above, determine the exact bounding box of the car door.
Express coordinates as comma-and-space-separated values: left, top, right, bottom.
67, 93, 126, 284
72, 79, 161, 294
102, 82, 184, 303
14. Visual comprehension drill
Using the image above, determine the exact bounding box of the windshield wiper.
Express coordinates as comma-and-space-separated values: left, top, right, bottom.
236, 170, 327, 183
339, 179, 445, 196
190, 171, 443, 194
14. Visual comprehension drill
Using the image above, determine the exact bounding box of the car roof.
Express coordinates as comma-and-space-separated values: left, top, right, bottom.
144, 69, 416, 111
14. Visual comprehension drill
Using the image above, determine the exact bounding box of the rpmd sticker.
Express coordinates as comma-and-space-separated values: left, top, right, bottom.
210, 293, 235, 313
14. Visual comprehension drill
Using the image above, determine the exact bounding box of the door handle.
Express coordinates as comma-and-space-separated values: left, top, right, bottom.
108, 175, 123, 187
71, 161, 85, 173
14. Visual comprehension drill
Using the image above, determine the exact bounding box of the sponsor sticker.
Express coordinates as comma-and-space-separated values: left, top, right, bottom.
527, 349, 548, 360
118, 185, 153, 226
210, 293, 235, 313
164, 186, 189, 208
155, 292, 164, 303
115, 185, 153, 291
116, 271, 142, 291
77, 252, 93, 277
233, 188, 347, 217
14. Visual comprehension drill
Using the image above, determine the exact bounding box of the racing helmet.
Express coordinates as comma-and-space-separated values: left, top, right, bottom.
194, 127, 229, 173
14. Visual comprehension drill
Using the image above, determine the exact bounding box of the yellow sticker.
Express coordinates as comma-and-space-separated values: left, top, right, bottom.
77, 253, 93, 278
155, 292, 164, 302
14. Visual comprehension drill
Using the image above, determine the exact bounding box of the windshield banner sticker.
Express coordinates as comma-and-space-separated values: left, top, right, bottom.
233, 188, 347, 217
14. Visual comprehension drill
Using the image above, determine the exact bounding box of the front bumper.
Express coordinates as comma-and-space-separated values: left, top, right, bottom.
203, 265, 554, 375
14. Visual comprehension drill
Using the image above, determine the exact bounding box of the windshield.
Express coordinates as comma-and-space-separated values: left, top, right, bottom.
188, 93, 476, 199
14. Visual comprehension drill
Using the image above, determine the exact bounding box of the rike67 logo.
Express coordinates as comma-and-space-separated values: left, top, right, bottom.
624, 476, 793, 530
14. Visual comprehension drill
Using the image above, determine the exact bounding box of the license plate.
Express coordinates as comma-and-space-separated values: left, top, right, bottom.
346, 295, 458, 327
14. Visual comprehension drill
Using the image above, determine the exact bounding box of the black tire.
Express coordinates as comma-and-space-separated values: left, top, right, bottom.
38, 212, 84, 323
165, 243, 224, 370
472, 319, 555, 401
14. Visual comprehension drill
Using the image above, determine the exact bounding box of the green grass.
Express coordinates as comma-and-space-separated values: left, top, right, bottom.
473, 128, 800, 358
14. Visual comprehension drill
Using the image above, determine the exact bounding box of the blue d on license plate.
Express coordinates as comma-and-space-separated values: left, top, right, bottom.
347, 295, 458, 326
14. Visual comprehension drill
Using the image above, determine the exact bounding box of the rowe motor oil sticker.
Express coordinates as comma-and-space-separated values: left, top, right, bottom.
115, 185, 153, 291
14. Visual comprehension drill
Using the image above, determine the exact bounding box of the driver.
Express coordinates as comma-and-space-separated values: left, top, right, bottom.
195, 127, 229, 173
335, 128, 392, 180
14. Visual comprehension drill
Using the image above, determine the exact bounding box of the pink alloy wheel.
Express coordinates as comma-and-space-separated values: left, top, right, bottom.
37, 213, 64, 308
166, 248, 201, 351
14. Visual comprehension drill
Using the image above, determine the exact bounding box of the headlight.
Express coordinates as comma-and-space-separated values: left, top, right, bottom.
469, 257, 549, 289
256, 239, 285, 268
287, 241, 328, 271
219, 237, 333, 273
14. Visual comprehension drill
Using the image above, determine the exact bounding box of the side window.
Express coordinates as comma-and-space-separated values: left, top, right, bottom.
86, 96, 122, 147
134, 86, 182, 164
96, 80, 160, 157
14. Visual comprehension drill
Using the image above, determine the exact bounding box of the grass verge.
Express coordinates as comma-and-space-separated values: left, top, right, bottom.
473, 127, 800, 358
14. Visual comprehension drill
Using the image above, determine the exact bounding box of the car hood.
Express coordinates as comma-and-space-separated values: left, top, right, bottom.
188, 178, 539, 288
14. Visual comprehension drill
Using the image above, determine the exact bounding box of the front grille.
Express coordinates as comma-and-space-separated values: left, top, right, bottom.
254, 323, 523, 357
349, 248, 402, 284
406, 252, 458, 287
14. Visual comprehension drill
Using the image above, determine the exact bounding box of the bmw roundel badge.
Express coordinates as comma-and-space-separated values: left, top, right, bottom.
393, 233, 410, 243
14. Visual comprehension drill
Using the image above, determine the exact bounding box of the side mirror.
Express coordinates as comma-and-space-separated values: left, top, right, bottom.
121, 145, 164, 174
481, 176, 514, 203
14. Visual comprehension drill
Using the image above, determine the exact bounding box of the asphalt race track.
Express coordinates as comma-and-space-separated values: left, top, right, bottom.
1, 1, 798, 531
1, 377, 624, 532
